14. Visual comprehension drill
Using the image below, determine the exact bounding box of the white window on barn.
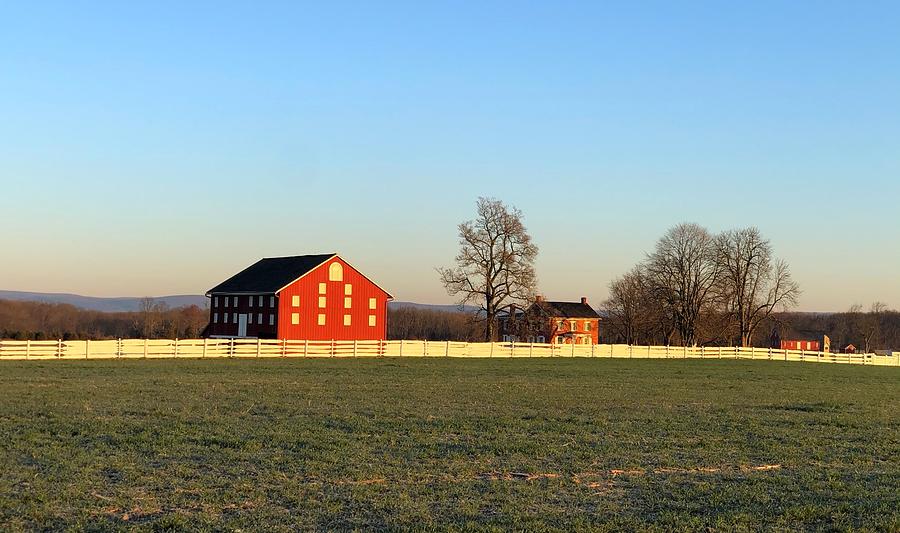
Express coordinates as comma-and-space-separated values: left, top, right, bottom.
344, 284, 352, 295
318, 282, 326, 295
248, 296, 254, 307
224, 297, 229, 308
291, 313, 299, 325
368, 298, 376, 310
368, 315, 376, 327
258, 295, 263, 307
269, 296, 275, 308
223, 314, 228, 324
233, 297, 238, 307
318, 313, 326, 326
344, 314, 351, 326
232, 313, 237, 323
214, 297, 219, 307
213, 313, 218, 323
344, 297, 352, 309
328, 262, 343, 281
292, 295, 300, 307
248, 314, 253, 325
257, 313, 262, 324
318, 296, 326, 308
269, 314, 275, 326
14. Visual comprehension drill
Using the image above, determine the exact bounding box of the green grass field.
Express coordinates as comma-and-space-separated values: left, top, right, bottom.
1, 358, 899, 531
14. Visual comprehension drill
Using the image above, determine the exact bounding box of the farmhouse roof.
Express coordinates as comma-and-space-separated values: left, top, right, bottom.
207, 254, 336, 294
533, 301, 601, 319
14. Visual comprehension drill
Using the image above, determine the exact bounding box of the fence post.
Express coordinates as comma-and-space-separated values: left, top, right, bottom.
203, 338, 208, 358
304, 339, 309, 357
511, 341, 515, 358
353, 340, 358, 357
445, 340, 450, 357
331, 339, 335, 357
530, 342, 534, 358
629, 344, 633, 358
174, 338, 179, 358
144, 338, 148, 359
281, 338, 286, 357
230, 337, 235, 358
424, 340, 428, 357
490, 342, 494, 358
257, 339, 262, 358
718, 346, 722, 359
648, 345, 651, 358
56, 339, 62, 359
85, 339, 90, 359
400, 339, 404, 357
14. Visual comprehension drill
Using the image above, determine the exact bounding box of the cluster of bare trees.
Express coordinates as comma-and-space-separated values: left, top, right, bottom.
387, 306, 482, 341
0, 298, 208, 340
603, 223, 801, 347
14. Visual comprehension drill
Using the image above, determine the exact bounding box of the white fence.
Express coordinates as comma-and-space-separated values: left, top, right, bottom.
0, 338, 898, 366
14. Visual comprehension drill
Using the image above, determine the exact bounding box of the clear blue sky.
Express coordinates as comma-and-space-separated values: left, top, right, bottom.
1, 1, 898, 311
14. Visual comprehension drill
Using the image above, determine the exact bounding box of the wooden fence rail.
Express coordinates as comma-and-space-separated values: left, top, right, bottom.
0, 339, 898, 366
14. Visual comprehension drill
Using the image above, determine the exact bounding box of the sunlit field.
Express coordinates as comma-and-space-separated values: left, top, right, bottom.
1, 358, 898, 530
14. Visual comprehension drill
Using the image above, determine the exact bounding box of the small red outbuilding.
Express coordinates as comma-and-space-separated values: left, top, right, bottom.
205, 253, 392, 341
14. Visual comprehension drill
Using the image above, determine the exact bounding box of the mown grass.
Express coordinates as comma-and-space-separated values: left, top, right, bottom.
1, 358, 898, 531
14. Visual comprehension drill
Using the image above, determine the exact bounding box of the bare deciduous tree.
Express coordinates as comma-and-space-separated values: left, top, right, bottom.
603, 266, 672, 345
718, 227, 801, 347
438, 197, 538, 341
644, 223, 721, 347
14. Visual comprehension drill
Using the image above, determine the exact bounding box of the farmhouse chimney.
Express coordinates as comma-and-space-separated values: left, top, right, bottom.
535, 295, 544, 302
580, 297, 588, 305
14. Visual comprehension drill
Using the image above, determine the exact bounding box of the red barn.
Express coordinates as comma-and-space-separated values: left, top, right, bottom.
205, 254, 392, 340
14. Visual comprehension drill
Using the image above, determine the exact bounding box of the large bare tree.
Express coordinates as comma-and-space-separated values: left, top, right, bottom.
438, 197, 538, 341
644, 223, 721, 346
718, 227, 801, 347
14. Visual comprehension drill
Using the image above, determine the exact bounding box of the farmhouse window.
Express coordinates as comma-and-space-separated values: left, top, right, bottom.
344, 297, 352, 309
291, 313, 299, 325
258, 295, 263, 307
248, 296, 253, 307
232, 313, 237, 323
318, 313, 326, 326
248, 314, 253, 325
292, 295, 300, 307
328, 262, 343, 281
537, 335, 545, 343
224, 297, 228, 308
213, 313, 218, 323
344, 284, 352, 295
269, 314, 274, 326
344, 314, 351, 326
318, 296, 326, 308
368, 298, 376, 310
368, 315, 376, 327
214, 297, 219, 307
269, 296, 274, 307
257, 313, 262, 324
586, 322, 591, 331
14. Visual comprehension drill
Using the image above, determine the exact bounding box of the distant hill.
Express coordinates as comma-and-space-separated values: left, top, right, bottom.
0, 291, 208, 313
0, 291, 478, 314
388, 301, 479, 314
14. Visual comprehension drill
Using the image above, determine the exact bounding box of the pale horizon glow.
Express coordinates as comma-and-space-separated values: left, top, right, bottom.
1, 2, 898, 312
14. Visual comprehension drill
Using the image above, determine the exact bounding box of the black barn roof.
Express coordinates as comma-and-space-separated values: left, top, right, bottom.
207, 254, 336, 295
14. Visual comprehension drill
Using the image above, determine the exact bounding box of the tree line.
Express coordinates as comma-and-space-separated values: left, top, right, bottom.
0, 298, 208, 340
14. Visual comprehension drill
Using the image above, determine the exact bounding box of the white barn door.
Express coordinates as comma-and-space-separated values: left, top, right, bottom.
237, 314, 248, 337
